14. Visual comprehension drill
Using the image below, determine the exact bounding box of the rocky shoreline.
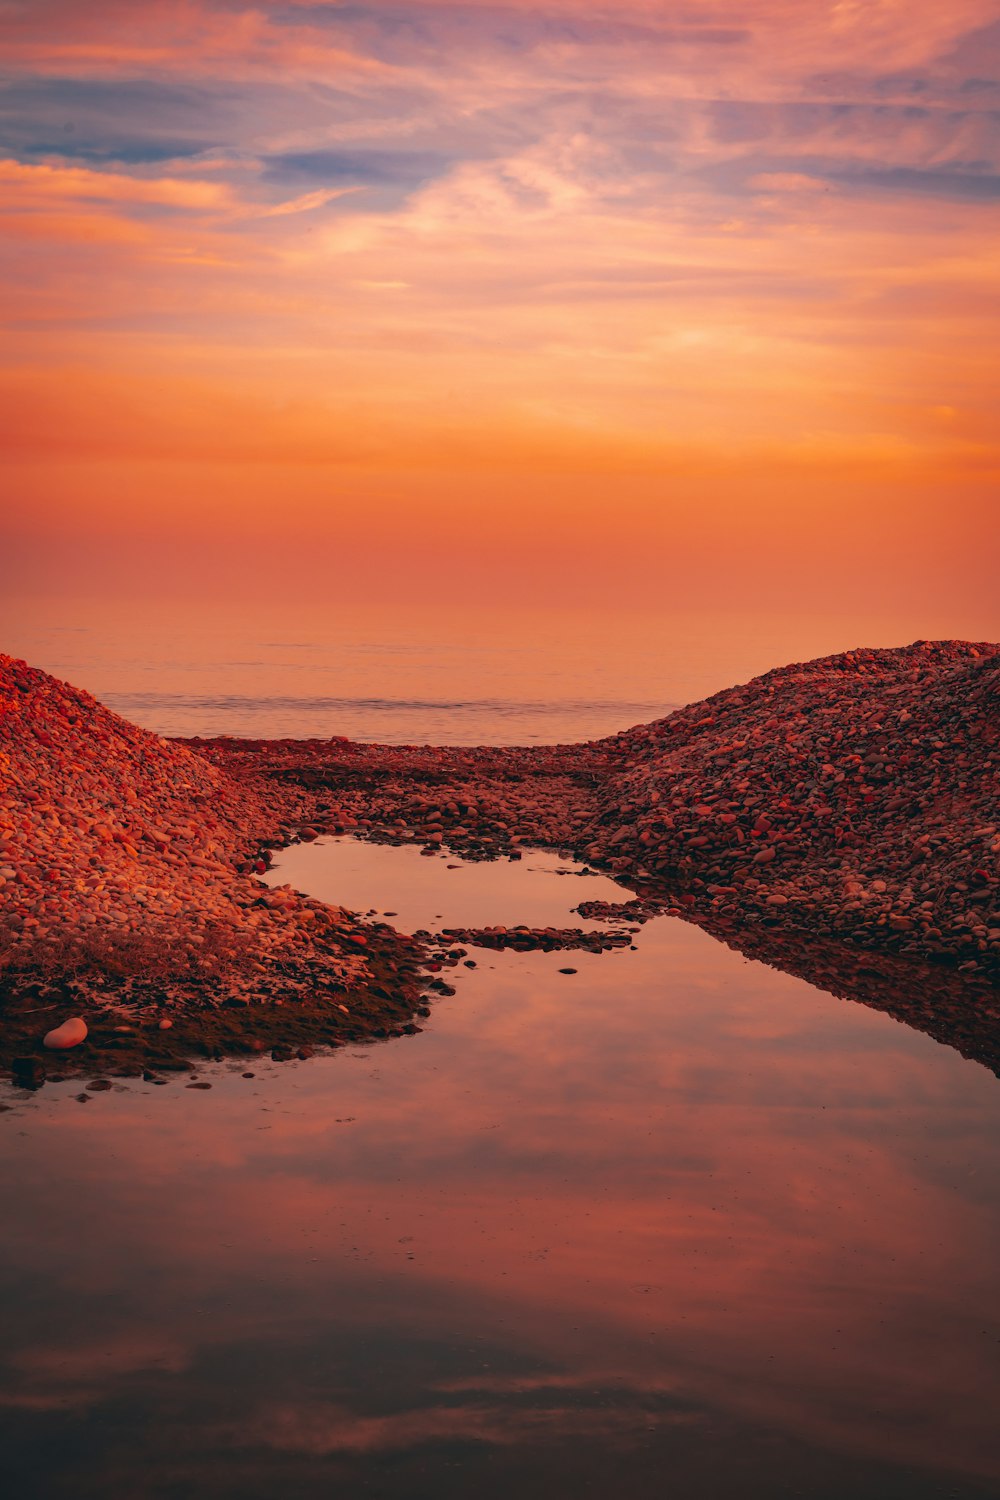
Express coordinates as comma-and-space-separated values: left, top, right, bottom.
1, 640, 997, 1086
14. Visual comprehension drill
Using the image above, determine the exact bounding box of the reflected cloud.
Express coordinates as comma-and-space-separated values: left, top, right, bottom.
249, 1390, 694, 1454
695, 916, 1000, 1076
1, 885, 998, 1490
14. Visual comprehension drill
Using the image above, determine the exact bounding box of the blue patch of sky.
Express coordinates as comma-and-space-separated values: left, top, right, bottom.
0, 77, 238, 158
700, 97, 999, 165
0, 74, 438, 186
269, 2, 750, 60
697, 152, 1000, 202
12, 138, 211, 164
262, 147, 455, 188
824, 163, 1000, 201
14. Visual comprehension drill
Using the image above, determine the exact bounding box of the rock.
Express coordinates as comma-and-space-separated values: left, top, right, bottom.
12, 1056, 45, 1090
43, 1017, 88, 1050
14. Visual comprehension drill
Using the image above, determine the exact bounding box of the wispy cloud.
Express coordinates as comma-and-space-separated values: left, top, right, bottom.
252, 183, 364, 216
0, 158, 232, 208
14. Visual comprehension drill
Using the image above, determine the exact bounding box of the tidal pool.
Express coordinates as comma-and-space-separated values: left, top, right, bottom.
2, 839, 999, 1499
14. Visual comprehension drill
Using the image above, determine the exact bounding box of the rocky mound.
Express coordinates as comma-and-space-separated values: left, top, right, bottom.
584, 640, 999, 983
0, 655, 425, 1077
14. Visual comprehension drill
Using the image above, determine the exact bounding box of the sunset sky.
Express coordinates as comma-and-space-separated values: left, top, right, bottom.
1, 1, 998, 626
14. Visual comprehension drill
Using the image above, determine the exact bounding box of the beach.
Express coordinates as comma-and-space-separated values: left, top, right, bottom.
1, 640, 997, 1081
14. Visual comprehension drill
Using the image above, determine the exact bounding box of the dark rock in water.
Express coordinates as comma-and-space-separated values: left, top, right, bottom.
12, 1056, 45, 1090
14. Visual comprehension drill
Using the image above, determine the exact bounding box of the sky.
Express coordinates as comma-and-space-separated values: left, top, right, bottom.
1, 0, 998, 632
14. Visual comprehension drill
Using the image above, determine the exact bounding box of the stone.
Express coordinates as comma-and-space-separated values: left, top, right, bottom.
43, 1016, 88, 1050
12, 1057, 45, 1089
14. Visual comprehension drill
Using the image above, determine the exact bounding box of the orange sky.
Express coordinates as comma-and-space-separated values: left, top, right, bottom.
1, 1, 998, 622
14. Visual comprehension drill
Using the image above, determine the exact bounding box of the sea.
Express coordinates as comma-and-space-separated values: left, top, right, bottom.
0, 595, 982, 743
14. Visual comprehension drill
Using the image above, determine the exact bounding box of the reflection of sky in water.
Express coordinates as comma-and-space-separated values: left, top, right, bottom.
3, 843, 999, 1497
266, 839, 623, 932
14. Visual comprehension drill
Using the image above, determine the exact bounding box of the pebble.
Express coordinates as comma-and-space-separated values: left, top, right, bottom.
43, 1017, 88, 1050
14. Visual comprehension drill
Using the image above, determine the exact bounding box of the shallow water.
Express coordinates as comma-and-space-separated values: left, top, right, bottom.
2, 840, 1000, 1498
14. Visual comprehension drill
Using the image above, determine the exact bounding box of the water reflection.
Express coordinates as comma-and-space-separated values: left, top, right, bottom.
695, 917, 1000, 1079
2, 843, 999, 1498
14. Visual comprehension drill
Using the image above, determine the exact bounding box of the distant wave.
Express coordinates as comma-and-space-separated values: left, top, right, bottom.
101, 692, 673, 744
105, 693, 668, 717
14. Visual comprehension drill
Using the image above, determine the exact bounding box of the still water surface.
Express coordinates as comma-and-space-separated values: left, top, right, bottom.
2, 839, 999, 1498
0, 597, 957, 742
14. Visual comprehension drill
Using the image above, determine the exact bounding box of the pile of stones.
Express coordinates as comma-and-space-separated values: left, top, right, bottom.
586, 641, 999, 983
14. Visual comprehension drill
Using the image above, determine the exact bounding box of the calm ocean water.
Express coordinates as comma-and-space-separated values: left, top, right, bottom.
0, 597, 965, 743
